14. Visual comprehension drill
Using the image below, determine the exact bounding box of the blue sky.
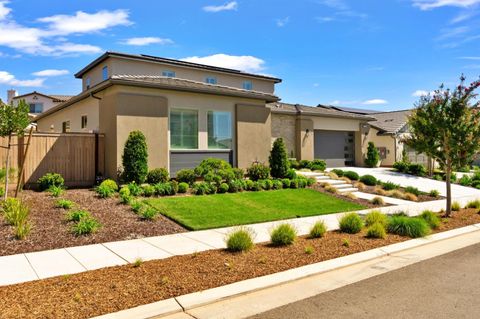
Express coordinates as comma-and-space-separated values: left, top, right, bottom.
0, 0, 479, 111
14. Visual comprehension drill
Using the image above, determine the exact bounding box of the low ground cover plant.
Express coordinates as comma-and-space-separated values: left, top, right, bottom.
119, 186, 131, 204
339, 213, 363, 234
429, 189, 440, 198
404, 186, 421, 196
47, 185, 64, 197
309, 220, 327, 238
226, 228, 255, 252
55, 199, 74, 209
66, 209, 90, 222
72, 216, 101, 235
96, 179, 118, 198
270, 223, 297, 246
387, 216, 430, 238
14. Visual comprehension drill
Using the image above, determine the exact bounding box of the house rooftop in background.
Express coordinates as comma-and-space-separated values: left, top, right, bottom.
368, 109, 412, 135
270, 102, 375, 120
8, 90, 74, 115
74, 51, 282, 83
317, 104, 379, 115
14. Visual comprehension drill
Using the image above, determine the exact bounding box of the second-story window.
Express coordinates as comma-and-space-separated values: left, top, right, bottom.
86, 77, 91, 89
205, 77, 217, 85
243, 80, 253, 90
162, 70, 176, 78
29, 103, 43, 114
102, 66, 108, 80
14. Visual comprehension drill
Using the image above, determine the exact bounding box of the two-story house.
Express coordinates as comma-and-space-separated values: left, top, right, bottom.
7, 90, 73, 116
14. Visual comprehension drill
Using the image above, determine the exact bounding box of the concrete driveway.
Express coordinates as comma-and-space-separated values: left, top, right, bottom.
329, 167, 480, 198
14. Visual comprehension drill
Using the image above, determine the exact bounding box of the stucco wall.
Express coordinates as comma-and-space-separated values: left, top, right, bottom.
81, 59, 113, 91
271, 113, 296, 158
296, 117, 314, 161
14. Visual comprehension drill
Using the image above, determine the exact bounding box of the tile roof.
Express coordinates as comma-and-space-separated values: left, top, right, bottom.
12, 91, 74, 102
269, 102, 375, 120
368, 110, 412, 134
111, 74, 279, 102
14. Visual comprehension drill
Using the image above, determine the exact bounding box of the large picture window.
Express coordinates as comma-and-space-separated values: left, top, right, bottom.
208, 111, 232, 149
170, 109, 198, 149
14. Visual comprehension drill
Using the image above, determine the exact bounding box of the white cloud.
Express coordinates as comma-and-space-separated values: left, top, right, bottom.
362, 99, 388, 105
413, 0, 480, 10
32, 69, 69, 77
317, 0, 367, 21
52, 43, 102, 55
0, 71, 44, 87
316, 16, 336, 23
0, 1, 11, 20
182, 54, 266, 73
320, 0, 349, 10
203, 1, 238, 12
276, 17, 290, 27
459, 56, 480, 60
122, 37, 173, 46
38, 9, 131, 36
412, 90, 430, 97
450, 11, 478, 24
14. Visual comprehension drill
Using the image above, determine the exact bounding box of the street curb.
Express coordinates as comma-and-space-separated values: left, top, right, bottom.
91, 223, 480, 319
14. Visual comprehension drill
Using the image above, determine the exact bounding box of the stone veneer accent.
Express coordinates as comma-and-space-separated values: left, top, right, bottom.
271, 113, 296, 158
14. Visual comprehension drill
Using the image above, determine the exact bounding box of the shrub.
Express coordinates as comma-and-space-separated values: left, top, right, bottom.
218, 182, 229, 193
269, 138, 290, 178
366, 222, 386, 239
343, 171, 360, 181
288, 159, 299, 169
140, 207, 158, 220
365, 210, 388, 227
14, 219, 31, 240
194, 158, 232, 177
289, 179, 298, 189
281, 178, 291, 188
270, 224, 297, 246
96, 179, 118, 198
146, 168, 169, 184
176, 169, 196, 186
360, 174, 377, 186
247, 163, 270, 181
365, 142, 380, 168
296, 177, 307, 188
407, 163, 426, 176
452, 201, 461, 211
339, 213, 363, 234
387, 216, 430, 238
299, 160, 311, 169
405, 186, 421, 196
228, 179, 245, 193
251, 181, 262, 191
48, 185, 64, 197
393, 161, 409, 173
66, 209, 90, 222
306, 177, 316, 186
142, 184, 155, 197
55, 199, 74, 209
429, 189, 440, 198
370, 196, 385, 205
122, 131, 148, 184
309, 159, 326, 171
119, 186, 131, 204
419, 210, 441, 229
37, 173, 64, 191
404, 193, 418, 201
388, 190, 405, 199
193, 182, 216, 195
1, 198, 29, 227
127, 182, 143, 196
466, 199, 480, 209
331, 169, 344, 177
130, 201, 143, 213
272, 179, 283, 190
285, 168, 297, 180
382, 181, 400, 190
226, 228, 255, 252
0, 187, 4, 198
178, 182, 189, 193
232, 168, 244, 180
72, 216, 101, 235
458, 175, 472, 186
309, 221, 327, 238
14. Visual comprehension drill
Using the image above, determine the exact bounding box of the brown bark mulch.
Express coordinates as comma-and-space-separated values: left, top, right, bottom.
0, 189, 185, 256
1, 208, 479, 319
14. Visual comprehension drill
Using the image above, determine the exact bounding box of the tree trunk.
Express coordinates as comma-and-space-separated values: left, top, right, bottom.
445, 163, 452, 217
3, 134, 11, 201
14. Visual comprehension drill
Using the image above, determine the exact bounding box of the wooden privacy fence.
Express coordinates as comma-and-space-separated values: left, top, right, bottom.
0, 132, 104, 188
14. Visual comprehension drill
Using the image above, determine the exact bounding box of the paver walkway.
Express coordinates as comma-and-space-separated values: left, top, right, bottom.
1, 171, 480, 287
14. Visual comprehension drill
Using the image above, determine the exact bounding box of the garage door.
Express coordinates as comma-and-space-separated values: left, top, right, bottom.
314, 130, 355, 167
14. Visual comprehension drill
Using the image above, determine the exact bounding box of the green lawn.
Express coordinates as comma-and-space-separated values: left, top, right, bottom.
145, 189, 365, 230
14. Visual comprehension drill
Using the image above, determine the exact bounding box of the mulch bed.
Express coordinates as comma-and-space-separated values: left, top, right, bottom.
0, 189, 185, 256
1, 208, 479, 319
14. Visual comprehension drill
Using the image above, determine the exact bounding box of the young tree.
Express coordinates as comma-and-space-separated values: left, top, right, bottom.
122, 130, 148, 184
365, 142, 380, 167
0, 100, 30, 200
269, 138, 289, 178
405, 76, 480, 216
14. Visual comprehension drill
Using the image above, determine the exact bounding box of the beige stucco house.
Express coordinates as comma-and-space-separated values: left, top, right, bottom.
8, 90, 73, 116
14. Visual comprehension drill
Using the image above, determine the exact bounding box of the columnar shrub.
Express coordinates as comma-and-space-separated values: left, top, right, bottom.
247, 163, 270, 181
269, 138, 290, 178
339, 213, 363, 234
146, 168, 169, 184
365, 142, 380, 167
226, 228, 255, 252
37, 173, 64, 191
270, 224, 297, 246
122, 131, 148, 184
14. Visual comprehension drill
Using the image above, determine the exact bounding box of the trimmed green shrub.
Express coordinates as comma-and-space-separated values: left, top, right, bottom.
288, 159, 300, 169
178, 182, 189, 193
226, 228, 255, 252
360, 174, 377, 186
127, 182, 143, 196
142, 184, 155, 197
371, 196, 385, 205
153, 183, 170, 196
419, 210, 441, 229
393, 161, 409, 173
452, 201, 461, 211
407, 164, 426, 176
122, 131, 148, 184
245, 179, 255, 190
228, 179, 245, 193
296, 177, 307, 188
272, 179, 283, 190
130, 200, 143, 213
193, 182, 216, 195
251, 181, 262, 191
119, 186, 131, 204
169, 180, 178, 194
55, 199, 74, 209
96, 179, 118, 198
218, 183, 229, 193
281, 178, 291, 188
259, 179, 273, 190
299, 160, 311, 169
331, 169, 344, 177
146, 168, 169, 184
366, 222, 386, 239
72, 216, 101, 235
269, 138, 290, 178
48, 185, 64, 197
140, 207, 158, 220
233, 168, 244, 180
285, 168, 297, 180
405, 186, 421, 196
290, 179, 299, 189
247, 163, 270, 181
66, 209, 90, 222
306, 177, 316, 186
343, 171, 360, 181
270, 224, 297, 246
458, 175, 472, 186
194, 158, 232, 177
309, 159, 326, 171
387, 216, 430, 238
37, 173, 64, 191
365, 142, 380, 168
309, 220, 327, 238
382, 181, 400, 190
339, 213, 364, 234
176, 169, 196, 186
365, 210, 388, 227
429, 189, 440, 198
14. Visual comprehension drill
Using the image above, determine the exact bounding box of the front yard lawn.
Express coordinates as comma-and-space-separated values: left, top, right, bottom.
145, 188, 365, 230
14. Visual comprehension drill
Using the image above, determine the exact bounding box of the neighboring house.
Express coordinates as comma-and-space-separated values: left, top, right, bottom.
7, 90, 73, 116
270, 103, 375, 167
35, 51, 281, 178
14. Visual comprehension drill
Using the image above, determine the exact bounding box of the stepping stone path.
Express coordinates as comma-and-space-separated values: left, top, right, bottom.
297, 171, 358, 193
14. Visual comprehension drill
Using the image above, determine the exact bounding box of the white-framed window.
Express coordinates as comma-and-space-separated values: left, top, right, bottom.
243, 80, 253, 90
28, 103, 43, 113
208, 111, 232, 149
62, 121, 70, 133
205, 76, 217, 84
162, 70, 176, 78
81, 115, 88, 129
102, 66, 108, 80
170, 109, 198, 149
86, 77, 91, 89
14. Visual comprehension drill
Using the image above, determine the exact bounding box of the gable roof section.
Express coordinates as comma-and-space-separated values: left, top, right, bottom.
12, 91, 74, 103
269, 102, 375, 120
74, 51, 282, 83
369, 109, 411, 134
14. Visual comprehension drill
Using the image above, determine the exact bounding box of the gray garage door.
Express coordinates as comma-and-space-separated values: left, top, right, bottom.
314, 130, 355, 167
